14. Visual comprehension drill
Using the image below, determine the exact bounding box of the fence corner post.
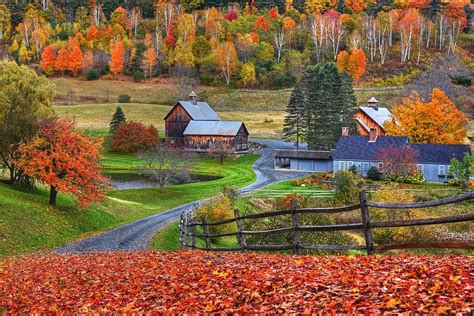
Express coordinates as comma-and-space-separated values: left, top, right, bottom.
234, 208, 247, 252
291, 199, 301, 255
359, 190, 374, 255
202, 217, 212, 250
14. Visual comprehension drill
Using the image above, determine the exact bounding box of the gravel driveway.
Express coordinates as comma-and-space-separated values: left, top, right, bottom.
56, 140, 308, 253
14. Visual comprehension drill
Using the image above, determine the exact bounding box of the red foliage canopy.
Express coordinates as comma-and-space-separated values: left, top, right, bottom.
14, 119, 108, 209
0, 251, 472, 313
111, 121, 158, 153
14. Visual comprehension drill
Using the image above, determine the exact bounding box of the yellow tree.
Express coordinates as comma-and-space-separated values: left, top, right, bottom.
385, 88, 468, 144
305, 0, 333, 14
215, 41, 237, 85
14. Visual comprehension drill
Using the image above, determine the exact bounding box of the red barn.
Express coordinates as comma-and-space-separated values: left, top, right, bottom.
354, 97, 395, 137
164, 92, 249, 152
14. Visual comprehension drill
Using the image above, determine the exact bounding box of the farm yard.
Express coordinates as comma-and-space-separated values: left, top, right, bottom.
1, 0, 474, 312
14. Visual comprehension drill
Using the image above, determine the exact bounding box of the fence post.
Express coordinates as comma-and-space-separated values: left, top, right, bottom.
359, 191, 374, 255
191, 218, 197, 249
291, 199, 302, 255
202, 217, 212, 250
234, 209, 247, 251
179, 213, 184, 249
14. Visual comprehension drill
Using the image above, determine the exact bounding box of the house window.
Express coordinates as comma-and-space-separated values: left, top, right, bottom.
417, 164, 423, 174
347, 161, 353, 168
378, 162, 384, 172
439, 165, 446, 177
362, 163, 369, 173
339, 161, 345, 170
386, 163, 392, 173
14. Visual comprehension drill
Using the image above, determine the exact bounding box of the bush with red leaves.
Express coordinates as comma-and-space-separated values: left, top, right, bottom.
0, 251, 472, 313
111, 121, 158, 153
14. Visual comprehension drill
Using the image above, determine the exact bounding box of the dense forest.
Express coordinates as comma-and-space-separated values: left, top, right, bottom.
0, 0, 472, 90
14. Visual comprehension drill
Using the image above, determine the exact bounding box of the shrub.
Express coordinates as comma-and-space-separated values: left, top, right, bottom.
86, 69, 100, 80
449, 73, 472, 87
263, 117, 274, 123
367, 166, 382, 181
111, 121, 158, 153
333, 170, 359, 204
349, 164, 359, 175
448, 156, 471, 187
133, 70, 144, 82
194, 196, 235, 236
386, 173, 425, 184
117, 94, 131, 103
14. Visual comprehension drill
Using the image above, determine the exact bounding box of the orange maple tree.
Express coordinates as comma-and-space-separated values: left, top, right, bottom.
109, 40, 125, 76
14, 118, 109, 209
254, 15, 270, 31
336, 49, 366, 81
39, 45, 55, 75
68, 45, 84, 76
54, 47, 70, 74
141, 47, 158, 80
385, 88, 468, 144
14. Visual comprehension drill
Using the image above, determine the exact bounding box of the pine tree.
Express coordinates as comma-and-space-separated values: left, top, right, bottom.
283, 81, 306, 149
303, 63, 356, 150
109, 106, 126, 134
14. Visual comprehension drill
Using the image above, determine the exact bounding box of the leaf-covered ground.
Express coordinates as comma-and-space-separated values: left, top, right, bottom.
0, 251, 472, 313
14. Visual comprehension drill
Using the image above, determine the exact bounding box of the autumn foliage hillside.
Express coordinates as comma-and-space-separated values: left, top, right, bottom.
0, 251, 472, 313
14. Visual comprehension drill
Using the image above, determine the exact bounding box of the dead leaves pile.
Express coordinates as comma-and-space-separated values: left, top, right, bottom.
0, 251, 472, 313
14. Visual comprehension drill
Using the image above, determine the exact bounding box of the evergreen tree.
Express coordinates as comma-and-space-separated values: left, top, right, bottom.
109, 106, 126, 134
422, 0, 448, 20
303, 63, 356, 150
283, 81, 306, 149
336, 0, 348, 14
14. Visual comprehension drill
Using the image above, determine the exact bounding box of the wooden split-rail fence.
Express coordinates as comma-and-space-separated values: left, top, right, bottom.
179, 190, 474, 254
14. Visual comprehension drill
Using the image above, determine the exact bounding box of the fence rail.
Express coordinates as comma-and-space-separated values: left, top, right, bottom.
179, 190, 474, 255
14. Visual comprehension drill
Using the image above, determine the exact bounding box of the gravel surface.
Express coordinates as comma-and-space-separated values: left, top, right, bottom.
56, 140, 309, 253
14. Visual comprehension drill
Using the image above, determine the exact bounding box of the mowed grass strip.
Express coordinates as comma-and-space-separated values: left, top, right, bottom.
52, 77, 404, 112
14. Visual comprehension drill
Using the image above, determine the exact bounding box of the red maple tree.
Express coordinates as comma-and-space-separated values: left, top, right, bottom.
111, 121, 158, 153
55, 47, 70, 74
15, 118, 109, 209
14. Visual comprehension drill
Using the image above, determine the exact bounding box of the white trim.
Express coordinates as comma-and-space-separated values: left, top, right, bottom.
339, 161, 346, 171
439, 165, 446, 176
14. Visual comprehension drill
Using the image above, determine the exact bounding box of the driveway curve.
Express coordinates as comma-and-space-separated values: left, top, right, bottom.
56, 140, 308, 253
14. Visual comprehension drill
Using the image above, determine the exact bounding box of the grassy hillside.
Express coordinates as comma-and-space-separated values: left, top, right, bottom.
55, 103, 285, 137
52, 78, 404, 111
0, 151, 258, 257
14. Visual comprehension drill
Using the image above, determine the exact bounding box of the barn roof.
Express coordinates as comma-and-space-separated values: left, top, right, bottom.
274, 149, 332, 160
177, 101, 221, 121
183, 120, 247, 136
411, 144, 471, 164
359, 106, 393, 131
333, 136, 409, 161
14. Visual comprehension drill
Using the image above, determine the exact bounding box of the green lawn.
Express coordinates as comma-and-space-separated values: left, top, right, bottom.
0, 145, 258, 257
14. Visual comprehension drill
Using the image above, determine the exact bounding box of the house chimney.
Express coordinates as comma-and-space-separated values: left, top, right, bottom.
369, 128, 377, 142
367, 97, 379, 111
189, 91, 198, 105
341, 127, 349, 136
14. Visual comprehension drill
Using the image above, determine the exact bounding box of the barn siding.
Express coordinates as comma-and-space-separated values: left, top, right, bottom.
354, 110, 386, 136
165, 104, 192, 147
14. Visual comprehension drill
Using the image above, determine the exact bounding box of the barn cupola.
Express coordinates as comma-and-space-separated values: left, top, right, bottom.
189, 91, 198, 105
367, 97, 379, 111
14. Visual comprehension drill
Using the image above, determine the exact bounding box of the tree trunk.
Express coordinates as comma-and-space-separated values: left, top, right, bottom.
49, 186, 58, 205
220, 155, 224, 165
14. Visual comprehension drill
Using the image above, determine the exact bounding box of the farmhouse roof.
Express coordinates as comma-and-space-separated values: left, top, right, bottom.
183, 120, 247, 136
274, 149, 332, 160
410, 143, 471, 164
177, 101, 221, 121
359, 106, 393, 131
333, 136, 409, 161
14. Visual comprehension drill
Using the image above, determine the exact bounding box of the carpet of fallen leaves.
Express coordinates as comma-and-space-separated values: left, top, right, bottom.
0, 251, 473, 313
